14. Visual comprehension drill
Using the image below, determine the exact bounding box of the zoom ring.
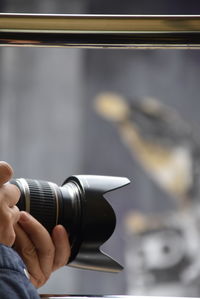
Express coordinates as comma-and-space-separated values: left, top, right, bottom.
26, 179, 57, 233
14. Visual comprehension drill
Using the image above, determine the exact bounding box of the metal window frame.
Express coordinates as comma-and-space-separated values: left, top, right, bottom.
0, 13, 200, 49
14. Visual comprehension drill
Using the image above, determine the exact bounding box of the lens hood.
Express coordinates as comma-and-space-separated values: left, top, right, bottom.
62, 175, 130, 272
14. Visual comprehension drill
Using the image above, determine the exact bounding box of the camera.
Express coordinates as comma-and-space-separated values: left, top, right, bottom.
11, 175, 130, 272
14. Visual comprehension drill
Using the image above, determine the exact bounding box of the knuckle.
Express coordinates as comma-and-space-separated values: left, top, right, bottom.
21, 244, 36, 258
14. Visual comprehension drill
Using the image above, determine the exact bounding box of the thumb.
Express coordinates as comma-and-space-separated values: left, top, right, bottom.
0, 161, 13, 186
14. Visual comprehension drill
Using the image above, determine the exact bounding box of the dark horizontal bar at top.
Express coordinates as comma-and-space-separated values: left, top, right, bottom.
1, 14, 200, 49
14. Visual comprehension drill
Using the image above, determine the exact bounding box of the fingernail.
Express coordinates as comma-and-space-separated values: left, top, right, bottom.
54, 224, 64, 234
19, 211, 30, 222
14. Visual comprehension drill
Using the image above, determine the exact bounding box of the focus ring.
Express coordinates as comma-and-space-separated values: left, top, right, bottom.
25, 179, 57, 233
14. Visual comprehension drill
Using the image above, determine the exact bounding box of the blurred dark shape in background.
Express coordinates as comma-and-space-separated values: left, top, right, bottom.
94, 93, 200, 296
94, 94, 200, 206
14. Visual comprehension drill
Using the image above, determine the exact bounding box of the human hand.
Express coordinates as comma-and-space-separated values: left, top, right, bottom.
0, 161, 71, 288
0, 161, 20, 246
14, 210, 71, 288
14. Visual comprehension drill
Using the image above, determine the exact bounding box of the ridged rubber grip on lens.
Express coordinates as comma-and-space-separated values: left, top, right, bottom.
26, 179, 57, 233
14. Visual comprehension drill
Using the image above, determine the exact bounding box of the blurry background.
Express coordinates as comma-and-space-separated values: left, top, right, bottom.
1, 0, 200, 297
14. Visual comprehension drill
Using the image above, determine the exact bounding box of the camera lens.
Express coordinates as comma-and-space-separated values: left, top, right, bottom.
11, 175, 130, 272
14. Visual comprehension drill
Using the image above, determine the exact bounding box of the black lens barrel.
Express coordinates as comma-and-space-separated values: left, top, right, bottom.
12, 179, 58, 233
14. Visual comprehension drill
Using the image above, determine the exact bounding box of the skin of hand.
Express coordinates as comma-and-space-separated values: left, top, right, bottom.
0, 161, 21, 246
0, 161, 71, 288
